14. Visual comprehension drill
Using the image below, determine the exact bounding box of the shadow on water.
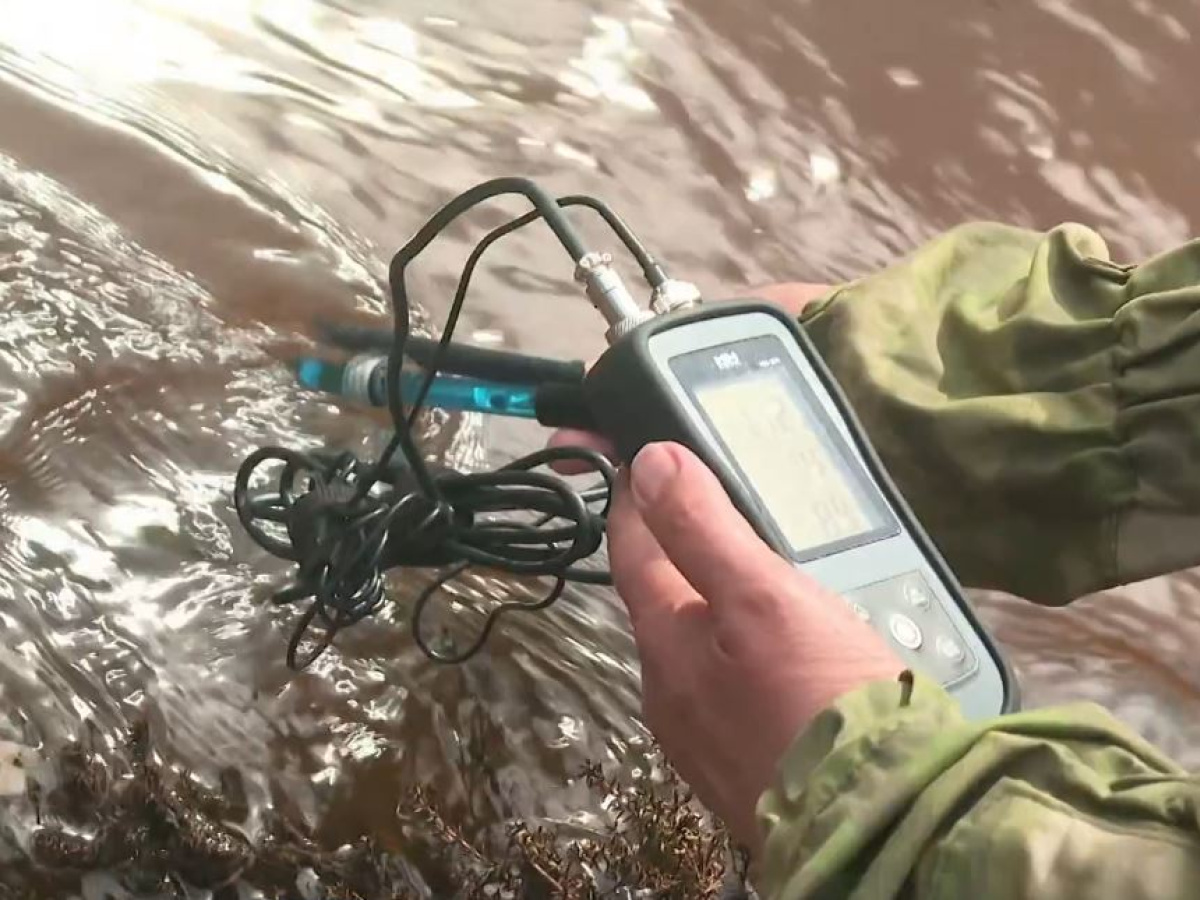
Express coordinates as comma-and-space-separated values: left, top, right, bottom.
0, 0, 1198, 893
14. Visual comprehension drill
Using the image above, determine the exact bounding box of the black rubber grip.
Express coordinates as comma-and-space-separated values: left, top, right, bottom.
534, 382, 596, 430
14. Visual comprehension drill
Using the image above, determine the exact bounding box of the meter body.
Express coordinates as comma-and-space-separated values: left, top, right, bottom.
584, 301, 1016, 719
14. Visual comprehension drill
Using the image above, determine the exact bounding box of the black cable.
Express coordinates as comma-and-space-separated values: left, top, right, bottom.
235, 179, 643, 669
405, 193, 666, 419
315, 192, 665, 387
383, 180, 586, 484
503, 193, 667, 288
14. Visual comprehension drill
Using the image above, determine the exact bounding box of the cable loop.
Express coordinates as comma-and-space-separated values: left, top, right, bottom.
235, 182, 647, 669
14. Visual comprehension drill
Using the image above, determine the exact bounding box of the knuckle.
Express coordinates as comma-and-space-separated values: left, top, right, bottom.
711, 613, 764, 662
738, 577, 793, 615
657, 486, 706, 533
708, 577, 802, 653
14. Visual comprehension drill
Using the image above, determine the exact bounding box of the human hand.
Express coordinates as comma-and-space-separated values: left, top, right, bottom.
605, 442, 903, 850
545, 280, 900, 846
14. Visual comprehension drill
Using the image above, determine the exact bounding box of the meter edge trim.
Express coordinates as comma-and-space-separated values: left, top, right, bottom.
582, 299, 1019, 715
650, 310, 1004, 707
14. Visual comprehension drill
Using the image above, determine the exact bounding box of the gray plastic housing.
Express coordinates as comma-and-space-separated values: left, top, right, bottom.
583, 300, 1016, 719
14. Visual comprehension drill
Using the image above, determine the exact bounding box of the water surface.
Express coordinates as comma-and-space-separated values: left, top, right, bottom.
0, 0, 1197, 889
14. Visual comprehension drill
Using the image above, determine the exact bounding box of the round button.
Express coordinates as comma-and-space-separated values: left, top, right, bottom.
850, 602, 871, 622
903, 581, 931, 610
888, 613, 924, 650
936, 635, 965, 663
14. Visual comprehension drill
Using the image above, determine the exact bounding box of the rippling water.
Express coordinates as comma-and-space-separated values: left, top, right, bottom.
0, 0, 1198, 890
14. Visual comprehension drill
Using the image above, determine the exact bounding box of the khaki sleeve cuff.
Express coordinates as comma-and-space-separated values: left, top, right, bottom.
755, 671, 972, 899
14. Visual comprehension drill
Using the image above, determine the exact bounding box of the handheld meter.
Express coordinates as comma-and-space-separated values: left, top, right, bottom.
584, 300, 1016, 719
240, 179, 1019, 681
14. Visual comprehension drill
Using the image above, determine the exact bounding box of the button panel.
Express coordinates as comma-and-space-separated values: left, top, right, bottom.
903, 581, 931, 610
937, 635, 965, 663
839, 571, 978, 686
888, 613, 923, 650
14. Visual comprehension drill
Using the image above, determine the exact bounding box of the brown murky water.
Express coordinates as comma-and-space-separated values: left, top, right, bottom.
1, 0, 1199, 891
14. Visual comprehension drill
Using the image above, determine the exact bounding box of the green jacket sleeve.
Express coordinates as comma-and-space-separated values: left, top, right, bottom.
797, 223, 1200, 605
756, 673, 1200, 900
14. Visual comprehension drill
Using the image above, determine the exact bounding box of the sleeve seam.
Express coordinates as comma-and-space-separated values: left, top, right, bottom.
925, 785, 1010, 900
999, 777, 1200, 849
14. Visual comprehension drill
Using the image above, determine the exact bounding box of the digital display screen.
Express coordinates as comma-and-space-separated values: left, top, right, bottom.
670, 335, 895, 561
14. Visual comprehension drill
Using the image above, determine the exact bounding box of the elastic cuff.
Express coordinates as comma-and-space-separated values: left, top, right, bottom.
755, 671, 966, 898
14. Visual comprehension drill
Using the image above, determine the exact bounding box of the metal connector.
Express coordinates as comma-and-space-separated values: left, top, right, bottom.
574, 251, 651, 344
649, 279, 702, 316
342, 354, 378, 402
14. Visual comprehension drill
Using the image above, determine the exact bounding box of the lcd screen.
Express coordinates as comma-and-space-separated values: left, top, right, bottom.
671, 335, 894, 560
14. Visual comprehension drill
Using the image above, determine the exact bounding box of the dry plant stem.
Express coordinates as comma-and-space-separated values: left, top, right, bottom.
13, 721, 752, 899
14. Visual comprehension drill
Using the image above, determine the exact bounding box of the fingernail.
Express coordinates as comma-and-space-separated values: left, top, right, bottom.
630, 443, 677, 509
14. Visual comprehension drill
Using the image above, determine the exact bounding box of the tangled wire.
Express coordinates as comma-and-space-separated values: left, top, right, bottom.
234, 179, 661, 668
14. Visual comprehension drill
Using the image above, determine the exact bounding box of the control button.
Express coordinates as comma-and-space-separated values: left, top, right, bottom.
936, 635, 965, 663
888, 613, 924, 650
850, 602, 871, 622
903, 581, 931, 610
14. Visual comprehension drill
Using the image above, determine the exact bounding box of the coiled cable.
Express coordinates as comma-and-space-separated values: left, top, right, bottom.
235, 179, 650, 668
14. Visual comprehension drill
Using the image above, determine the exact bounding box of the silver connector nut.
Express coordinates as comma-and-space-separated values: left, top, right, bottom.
649, 279, 702, 316
575, 250, 648, 344
605, 310, 654, 345
573, 251, 612, 283
344, 354, 378, 402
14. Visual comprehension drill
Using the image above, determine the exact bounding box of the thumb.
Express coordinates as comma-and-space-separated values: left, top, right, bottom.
628, 442, 797, 611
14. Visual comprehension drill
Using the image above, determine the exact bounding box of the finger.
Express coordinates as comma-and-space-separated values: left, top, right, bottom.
607, 474, 708, 641
547, 428, 618, 475
628, 442, 798, 614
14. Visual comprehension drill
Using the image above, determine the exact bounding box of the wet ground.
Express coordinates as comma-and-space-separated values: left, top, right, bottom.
0, 0, 1198, 892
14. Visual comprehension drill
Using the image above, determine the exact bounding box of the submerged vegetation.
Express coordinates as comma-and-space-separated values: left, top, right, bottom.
0, 719, 755, 899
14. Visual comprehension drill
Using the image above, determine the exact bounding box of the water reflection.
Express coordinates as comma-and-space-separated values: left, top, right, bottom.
0, 0, 1197, 890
